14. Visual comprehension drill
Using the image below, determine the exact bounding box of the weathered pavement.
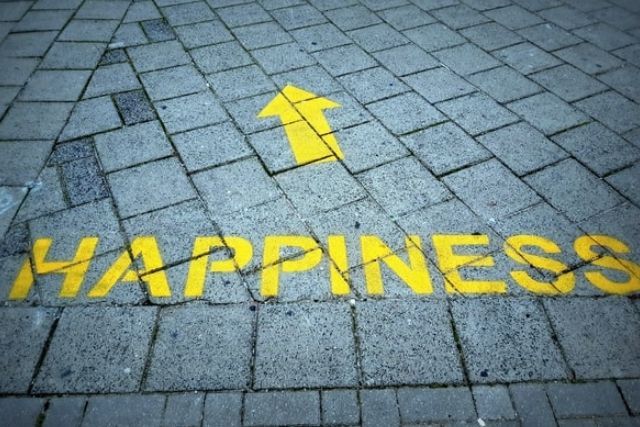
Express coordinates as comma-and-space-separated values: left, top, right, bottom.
1, 0, 640, 425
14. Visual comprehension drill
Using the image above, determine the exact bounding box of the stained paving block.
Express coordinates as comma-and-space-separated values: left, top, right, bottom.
34, 306, 157, 393
275, 161, 366, 216
108, 157, 196, 218
0, 398, 46, 427
477, 122, 567, 176
193, 157, 281, 217
113, 90, 157, 125
61, 156, 109, 206
145, 303, 254, 390
544, 297, 640, 379
254, 302, 357, 388
401, 122, 491, 176
524, 158, 623, 222
95, 121, 173, 172
0, 308, 56, 393
451, 298, 567, 382
357, 156, 451, 217
443, 159, 540, 220
397, 387, 476, 423
141, 19, 175, 42
243, 391, 320, 427
82, 395, 165, 427
356, 300, 463, 385
0, 223, 29, 258
552, 123, 640, 176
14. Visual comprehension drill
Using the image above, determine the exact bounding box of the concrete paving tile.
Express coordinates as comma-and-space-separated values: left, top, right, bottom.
508, 92, 588, 135
95, 121, 173, 172
531, 64, 607, 103
460, 22, 523, 51
0, 57, 38, 86
512, 0, 561, 10
356, 300, 463, 385
334, 121, 409, 172
477, 122, 567, 176
162, 393, 204, 427
82, 395, 165, 427
253, 42, 316, 74
0, 1, 32, 20
173, 121, 251, 172
545, 297, 640, 379
404, 23, 465, 52
368, 92, 446, 135
0, 398, 45, 427
0, 140, 54, 186
357, 156, 451, 217
123, 200, 215, 267
15, 167, 66, 222
552, 123, 640, 176
40, 42, 105, 69
208, 65, 275, 101
0, 31, 57, 57
124, 1, 161, 22
547, 381, 627, 418
397, 387, 476, 423
272, 65, 340, 97
592, 5, 640, 31
0, 222, 29, 258
361, 389, 399, 427
403, 67, 476, 103
313, 44, 376, 76
61, 156, 109, 206
214, 196, 312, 272
562, 0, 609, 11
509, 383, 557, 427
254, 302, 357, 388
272, 4, 326, 30
495, 42, 562, 75
574, 23, 637, 51
606, 164, 640, 206
244, 391, 320, 427
432, 4, 490, 29
468, 66, 542, 104
555, 42, 624, 75
525, 158, 623, 222
575, 91, 640, 134
203, 392, 241, 427
599, 66, 640, 104
377, 5, 435, 31
325, 5, 381, 31
539, 5, 596, 30
348, 23, 409, 53
517, 23, 581, 51
452, 298, 568, 382
0, 85, 23, 114
232, 21, 292, 50
472, 385, 517, 421
156, 91, 228, 134
613, 44, 640, 67
75, 0, 128, 19
141, 19, 176, 42
247, 125, 304, 173
338, 67, 408, 104
401, 122, 491, 176
259, 0, 306, 10
163, 1, 215, 26
432, 43, 501, 75
438, 93, 519, 136
59, 97, 121, 141
146, 303, 253, 390
276, 161, 366, 216
373, 43, 438, 76
0, 254, 38, 304
112, 23, 149, 48
444, 159, 540, 220
484, 5, 543, 29
192, 41, 253, 73
34, 306, 157, 393
618, 379, 640, 415
226, 92, 283, 134
0, 307, 56, 393
194, 157, 281, 217
59, 19, 119, 42
108, 157, 195, 218
43, 397, 86, 427
216, 2, 271, 27
85, 63, 141, 99
322, 390, 359, 425
360, 0, 408, 11
19, 70, 91, 102
141, 65, 207, 101
320, 90, 373, 132
175, 20, 233, 48
128, 40, 190, 73
0, 102, 74, 140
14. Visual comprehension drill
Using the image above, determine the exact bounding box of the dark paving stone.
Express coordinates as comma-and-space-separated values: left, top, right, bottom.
48, 138, 94, 166
98, 48, 128, 66
113, 90, 157, 125
0, 222, 29, 257
0, 397, 46, 426
141, 19, 175, 42
61, 156, 109, 206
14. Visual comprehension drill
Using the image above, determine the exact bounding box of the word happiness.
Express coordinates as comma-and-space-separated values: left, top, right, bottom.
6, 233, 640, 301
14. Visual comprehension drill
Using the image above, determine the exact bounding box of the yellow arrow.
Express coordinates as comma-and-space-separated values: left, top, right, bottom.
258, 85, 344, 166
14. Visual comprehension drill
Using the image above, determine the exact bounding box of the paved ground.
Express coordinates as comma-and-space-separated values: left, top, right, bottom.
1, 0, 640, 425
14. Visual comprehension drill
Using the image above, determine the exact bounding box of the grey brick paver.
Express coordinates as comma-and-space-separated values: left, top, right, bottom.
508, 92, 588, 135
43, 397, 86, 427
59, 97, 121, 141
509, 383, 557, 427
403, 67, 476, 103
575, 91, 640, 134
397, 387, 476, 423
468, 66, 541, 104
162, 393, 204, 427
0, 397, 45, 427
618, 379, 640, 415
438, 93, 519, 136
361, 389, 400, 427
546, 381, 627, 418
322, 390, 360, 425
473, 385, 517, 421
244, 391, 321, 427
203, 393, 241, 427
156, 91, 228, 134
368, 92, 445, 135
82, 395, 165, 427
